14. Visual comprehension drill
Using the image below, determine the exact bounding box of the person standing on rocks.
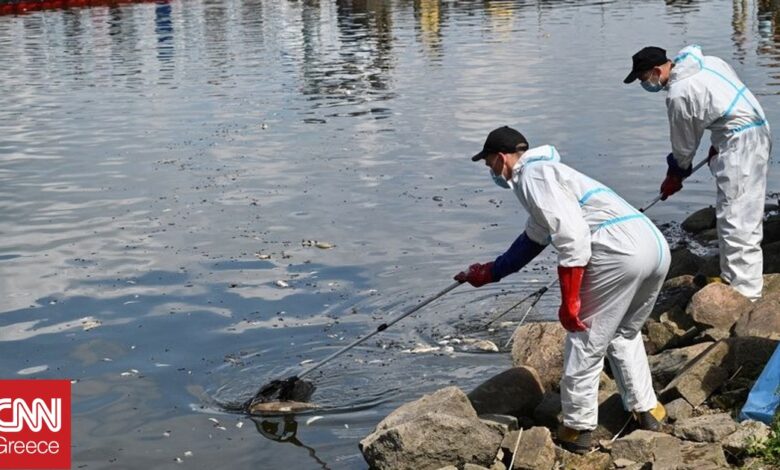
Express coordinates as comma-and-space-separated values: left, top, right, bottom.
624, 45, 771, 300
455, 126, 670, 454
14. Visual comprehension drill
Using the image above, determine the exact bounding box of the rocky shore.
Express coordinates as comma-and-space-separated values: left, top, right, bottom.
358, 205, 780, 469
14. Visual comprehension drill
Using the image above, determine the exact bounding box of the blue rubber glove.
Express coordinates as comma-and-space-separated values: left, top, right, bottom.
492, 232, 547, 281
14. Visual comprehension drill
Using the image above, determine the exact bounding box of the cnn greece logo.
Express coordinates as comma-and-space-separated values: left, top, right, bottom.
0, 380, 70, 469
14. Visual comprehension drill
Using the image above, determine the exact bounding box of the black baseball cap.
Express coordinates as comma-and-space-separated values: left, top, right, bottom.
471, 126, 529, 161
623, 46, 669, 84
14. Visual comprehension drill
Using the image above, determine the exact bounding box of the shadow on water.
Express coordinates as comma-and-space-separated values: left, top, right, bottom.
251, 416, 333, 470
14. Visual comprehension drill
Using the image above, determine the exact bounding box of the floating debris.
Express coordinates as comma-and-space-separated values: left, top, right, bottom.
461, 339, 500, 353
275, 280, 290, 288
18, 365, 48, 376
184, 451, 193, 457
81, 318, 102, 331
235, 421, 243, 429
255, 253, 271, 260
247, 401, 321, 415
306, 416, 323, 426
208, 418, 220, 425
163, 431, 171, 437
402, 344, 440, 354
301, 239, 335, 249
299, 359, 314, 366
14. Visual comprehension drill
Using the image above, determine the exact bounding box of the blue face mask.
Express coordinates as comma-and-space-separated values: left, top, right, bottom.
641, 76, 664, 93
490, 169, 510, 189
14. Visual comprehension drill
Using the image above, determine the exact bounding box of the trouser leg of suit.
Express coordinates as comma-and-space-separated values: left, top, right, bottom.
713, 126, 771, 300
560, 227, 670, 430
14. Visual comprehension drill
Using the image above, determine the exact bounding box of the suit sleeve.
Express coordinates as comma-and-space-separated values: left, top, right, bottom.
522, 168, 591, 267
667, 94, 705, 170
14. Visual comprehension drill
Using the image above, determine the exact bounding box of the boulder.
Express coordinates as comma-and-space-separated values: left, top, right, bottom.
479, 414, 519, 434
694, 228, 719, 244
468, 367, 545, 419
667, 247, 705, 279
678, 441, 729, 469
648, 342, 713, 388
360, 412, 502, 470
611, 430, 682, 466
763, 273, 780, 295
762, 214, 780, 246
592, 393, 633, 442
555, 448, 611, 470
733, 291, 780, 341
511, 322, 566, 392
673, 413, 738, 442
664, 398, 693, 423
652, 275, 699, 320
372, 386, 476, 431
532, 392, 561, 429
686, 283, 753, 331
723, 336, 780, 381
500, 427, 555, 470
660, 340, 730, 407
720, 419, 771, 455
463, 465, 491, 470
681, 207, 716, 234
764, 241, 780, 274
360, 387, 502, 470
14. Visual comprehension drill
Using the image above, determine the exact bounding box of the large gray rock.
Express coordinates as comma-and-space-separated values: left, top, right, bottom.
648, 342, 713, 388
555, 448, 611, 470
763, 214, 780, 246
682, 207, 716, 234
360, 387, 502, 470
720, 419, 771, 455
611, 430, 682, 466
500, 427, 555, 470
686, 283, 753, 331
374, 386, 477, 430
673, 413, 738, 442
723, 336, 780, 381
511, 322, 566, 392
468, 367, 545, 419
664, 398, 694, 423
667, 247, 705, 279
678, 441, 729, 469
763, 273, 780, 295
733, 291, 780, 341
660, 340, 730, 407
764, 241, 780, 274
532, 392, 561, 429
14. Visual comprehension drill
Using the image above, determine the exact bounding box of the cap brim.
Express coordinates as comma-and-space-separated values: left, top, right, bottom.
623, 70, 639, 84
471, 150, 488, 162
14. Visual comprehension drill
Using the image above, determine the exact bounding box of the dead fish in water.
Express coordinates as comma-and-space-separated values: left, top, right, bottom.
247, 401, 321, 415
240, 377, 317, 415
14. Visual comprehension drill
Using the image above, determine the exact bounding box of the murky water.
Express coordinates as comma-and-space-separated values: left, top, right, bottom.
0, 0, 778, 468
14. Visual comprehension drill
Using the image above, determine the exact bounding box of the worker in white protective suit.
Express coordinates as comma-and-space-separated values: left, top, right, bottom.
455, 126, 670, 454
624, 45, 771, 300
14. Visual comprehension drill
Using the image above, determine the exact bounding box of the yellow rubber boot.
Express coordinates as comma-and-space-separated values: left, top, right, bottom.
557, 425, 592, 454
635, 402, 666, 431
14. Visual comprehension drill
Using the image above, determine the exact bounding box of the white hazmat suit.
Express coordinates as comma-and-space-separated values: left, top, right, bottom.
666, 45, 771, 300
506, 145, 671, 430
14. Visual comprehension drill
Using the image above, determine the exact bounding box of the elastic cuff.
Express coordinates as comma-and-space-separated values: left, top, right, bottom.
666, 152, 692, 178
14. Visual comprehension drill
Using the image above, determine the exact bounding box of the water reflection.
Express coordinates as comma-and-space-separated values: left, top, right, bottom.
252, 416, 332, 470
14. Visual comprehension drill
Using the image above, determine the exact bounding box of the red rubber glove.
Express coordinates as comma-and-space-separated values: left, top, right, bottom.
454, 262, 495, 287
659, 173, 683, 201
558, 265, 587, 332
